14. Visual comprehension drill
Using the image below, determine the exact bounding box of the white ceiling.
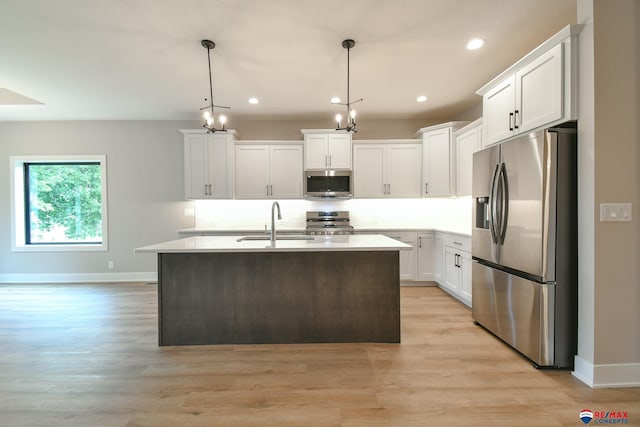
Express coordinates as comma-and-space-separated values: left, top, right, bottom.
0, 0, 576, 122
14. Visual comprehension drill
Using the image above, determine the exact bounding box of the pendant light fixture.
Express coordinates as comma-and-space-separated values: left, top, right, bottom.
332, 39, 363, 133
200, 39, 230, 133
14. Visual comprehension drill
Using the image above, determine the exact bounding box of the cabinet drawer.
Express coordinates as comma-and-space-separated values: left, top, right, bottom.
442, 233, 471, 252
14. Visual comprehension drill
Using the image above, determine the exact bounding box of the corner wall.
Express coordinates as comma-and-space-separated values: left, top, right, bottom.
574, 0, 640, 388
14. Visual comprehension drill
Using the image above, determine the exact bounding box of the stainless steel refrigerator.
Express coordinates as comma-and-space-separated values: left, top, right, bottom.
471, 124, 577, 368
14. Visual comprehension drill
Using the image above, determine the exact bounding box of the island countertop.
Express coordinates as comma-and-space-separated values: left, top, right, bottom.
135, 234, 411, 254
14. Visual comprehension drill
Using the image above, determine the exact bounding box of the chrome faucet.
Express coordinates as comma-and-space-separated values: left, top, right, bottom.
271, 201, 282, 243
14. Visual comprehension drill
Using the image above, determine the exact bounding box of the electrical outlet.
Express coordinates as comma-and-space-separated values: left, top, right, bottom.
108, 261, 114, 269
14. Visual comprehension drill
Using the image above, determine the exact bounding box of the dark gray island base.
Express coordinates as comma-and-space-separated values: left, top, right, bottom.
157, 250, 400, 346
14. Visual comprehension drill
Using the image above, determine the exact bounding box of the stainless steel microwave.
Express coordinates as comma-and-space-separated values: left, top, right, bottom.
304, 170, 352, 198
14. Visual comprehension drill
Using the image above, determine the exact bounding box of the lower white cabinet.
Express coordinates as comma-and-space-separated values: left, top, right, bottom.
361, 230, 471, 305
416, 232, 434, 281
433, 233, 444, 282
436, 233, 472, 307
383, 231, 417, 281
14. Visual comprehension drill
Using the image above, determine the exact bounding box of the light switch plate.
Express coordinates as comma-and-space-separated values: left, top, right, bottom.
600, 203, 632, 222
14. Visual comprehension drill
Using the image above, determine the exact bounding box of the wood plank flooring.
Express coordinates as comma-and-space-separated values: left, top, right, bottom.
0, 283, 638, 426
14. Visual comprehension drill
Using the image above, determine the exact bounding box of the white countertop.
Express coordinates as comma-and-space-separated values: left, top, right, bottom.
135, 234, 412, 254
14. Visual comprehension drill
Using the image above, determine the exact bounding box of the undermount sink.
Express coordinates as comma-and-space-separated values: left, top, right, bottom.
236, 235, 315, 242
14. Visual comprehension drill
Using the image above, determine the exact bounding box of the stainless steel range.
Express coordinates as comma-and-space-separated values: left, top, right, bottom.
305, 211, 354, 236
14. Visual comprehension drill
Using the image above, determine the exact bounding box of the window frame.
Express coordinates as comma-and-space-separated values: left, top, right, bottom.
10, 155, 109, 252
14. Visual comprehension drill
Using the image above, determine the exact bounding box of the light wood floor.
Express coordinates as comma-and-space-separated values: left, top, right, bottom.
0, 283, 638, 427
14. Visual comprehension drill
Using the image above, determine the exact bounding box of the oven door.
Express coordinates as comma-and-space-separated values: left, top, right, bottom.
304, 171, 352, 198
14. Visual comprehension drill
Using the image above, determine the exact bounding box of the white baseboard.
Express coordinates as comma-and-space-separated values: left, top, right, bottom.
573, 356, 640, 388
0, 272, 157, 284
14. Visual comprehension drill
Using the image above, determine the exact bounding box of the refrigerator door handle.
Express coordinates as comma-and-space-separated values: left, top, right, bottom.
489, 163, 501, 244
498, 162, 509, 245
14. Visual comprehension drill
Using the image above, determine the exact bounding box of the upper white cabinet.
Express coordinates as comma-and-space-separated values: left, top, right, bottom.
182, 130, 236, 199
477, 25, 581, 147
416, 122, 469, 198
454, 119, 482, 196
353, 141, 422, 198
301, 130, 352, 170
235, 143, 303, 199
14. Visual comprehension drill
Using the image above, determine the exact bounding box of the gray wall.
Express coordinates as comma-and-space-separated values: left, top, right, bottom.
575, 0, 640, 386
0, 121, 197, 279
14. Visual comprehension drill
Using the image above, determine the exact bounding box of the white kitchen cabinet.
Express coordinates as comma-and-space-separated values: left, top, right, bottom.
235, 144, 303, 199
182, 130, 236, 199
478, 25, 580, 147
442, 248, 472, 305
482, 76, 516, 147
433, 233, 444, 282
416, 122, 469, 198
382, 231, 417, 281
353, 144, 385, 197
437, 233, 472, 307
353, 141, 422, 198
302, 130, 352, 170
416, 232, 434, 281
454, 119, 482, 196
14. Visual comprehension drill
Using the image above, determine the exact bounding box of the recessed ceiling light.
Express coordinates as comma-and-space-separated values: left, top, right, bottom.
248, 97, 259, 104
466, 38, 485, 50
330, 97, 341, 104
416, 95, 428, 103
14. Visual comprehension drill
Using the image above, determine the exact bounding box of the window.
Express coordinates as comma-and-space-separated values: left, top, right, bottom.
10, 155, 108, 252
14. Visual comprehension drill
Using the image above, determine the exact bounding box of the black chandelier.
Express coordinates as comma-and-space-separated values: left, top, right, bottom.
200, 39, 230, 133
332, 39, 363, 133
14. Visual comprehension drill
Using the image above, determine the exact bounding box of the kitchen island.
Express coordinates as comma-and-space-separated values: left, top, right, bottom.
135, 235, 410, 346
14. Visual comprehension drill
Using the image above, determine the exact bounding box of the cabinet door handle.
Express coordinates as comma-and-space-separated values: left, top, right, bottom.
514, 109, 519, 129
387, 184, 391, 195
270, 184, 273, 196
453, 241, 462, 246
425, 183, 429, 194
418, 236, 422, 248
266, 185, 270, 196
204, 184, 208, 196
509, 112, 514, 131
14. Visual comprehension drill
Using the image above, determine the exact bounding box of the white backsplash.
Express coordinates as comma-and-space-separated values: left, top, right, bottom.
194, 197, 472, 234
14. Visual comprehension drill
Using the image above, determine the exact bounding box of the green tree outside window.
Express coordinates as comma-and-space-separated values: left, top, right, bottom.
25, 162, 103, 244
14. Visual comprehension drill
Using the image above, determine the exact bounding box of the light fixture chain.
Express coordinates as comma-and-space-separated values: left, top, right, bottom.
207, 46, 215, 119
346, 44, 350, 117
